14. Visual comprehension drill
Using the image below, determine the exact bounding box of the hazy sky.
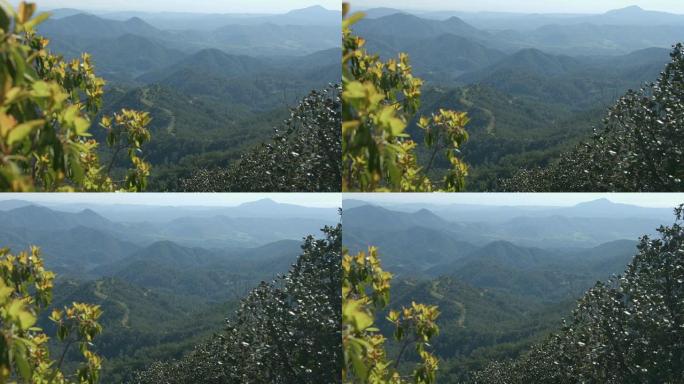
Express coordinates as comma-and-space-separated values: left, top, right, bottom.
35, 0, 338, 13
0, 193, 341, 208
345, 193, 684, 208
355, 0, 684, 14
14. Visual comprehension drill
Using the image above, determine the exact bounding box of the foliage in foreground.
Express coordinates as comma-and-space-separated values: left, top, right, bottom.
180, 85, 341, 192
343, 246, 440, 383
501, 43, 684, 192
342, 3, 469, 192
0, 2, 151, 192
474, 205, 684, 383
133, 224, 342, 383
0, 245, 103, 383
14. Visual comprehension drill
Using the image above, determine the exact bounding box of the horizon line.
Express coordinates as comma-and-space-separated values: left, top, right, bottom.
353, 4, 684, 17
0, 194, 341, 209
39, 5, 339, 16
342, 194, 684, 209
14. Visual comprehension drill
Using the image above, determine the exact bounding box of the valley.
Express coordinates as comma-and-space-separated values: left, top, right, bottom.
0, 197, 338, 382
36, 6, 340, 190
343, 197, 677, 381
350, 5, 683, 190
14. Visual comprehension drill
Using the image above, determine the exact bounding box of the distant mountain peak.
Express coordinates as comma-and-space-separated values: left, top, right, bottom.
298, 5, 327, 11
79, 208, 100, 216
362, 7, 407, 18
412, 208, 445, 222
415, 208, 435, 215
380, 12, 423, 22
0, 199, 32, 210
126, 16, 147, 23
11, 204, 50, 214
606, 5, 645, 14
122, 16, 158, 31
443, 16, 469, 25
286, 5, 330, 15
242, 198, 278, 206
62, 13, 100, 22
576, 198, 614, 207
513, 47, 549, 57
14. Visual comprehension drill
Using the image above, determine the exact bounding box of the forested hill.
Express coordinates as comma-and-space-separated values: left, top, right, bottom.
344, 199, 666, 252
342, 199, 676, 381
349, 5, 682, 190
0, 199, 337, 381
35, 7, 340, 190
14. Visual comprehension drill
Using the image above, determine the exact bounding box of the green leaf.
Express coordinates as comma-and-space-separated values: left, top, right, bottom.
74, 116, 91, 137
32, 81, 50, 97
0, 281, 13, 303
18, 310, 36, 329
343, 81, 367, 99
14, 343, 31, 380
23, 12, 49, 30
7, 119, 44, 145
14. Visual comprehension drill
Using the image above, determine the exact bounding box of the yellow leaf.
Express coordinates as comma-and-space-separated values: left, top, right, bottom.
17, 2, 36, 24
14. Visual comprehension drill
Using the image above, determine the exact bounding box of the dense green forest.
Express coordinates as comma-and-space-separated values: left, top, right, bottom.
0, 2, 340, 192
349, 5, 684, 191
343, 199, 682, 382
134, 224, 342, 383
0, 199, 338, 382
473, 205, 684, 382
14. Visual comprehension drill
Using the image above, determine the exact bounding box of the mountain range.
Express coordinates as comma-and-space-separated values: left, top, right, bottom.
344, 199, 667, 250
39, 8, 339, 57
361, 5, 684, 29
0, 198, 336, 382
349, 6, 682, 190
344, 197, 674, 222
48, 5, 340, 30
343, 198, 676, 380
0, 198, 337, 222
32, 6, 340, 190
343, 199, 669, 292
0, 199, 337, 274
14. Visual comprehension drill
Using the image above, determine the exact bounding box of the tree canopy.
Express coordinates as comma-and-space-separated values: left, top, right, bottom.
133, 224, 342, 384
180, 85, 341, 192
342, 3, 469, 192
501, 44, 684, 192
0, 245, 103, 383
474, 205, 684, 383
0, 2, 151, 192
343, 246, 440, 384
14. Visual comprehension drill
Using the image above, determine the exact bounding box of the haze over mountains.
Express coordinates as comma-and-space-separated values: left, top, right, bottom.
342, 198, 678, 380
47, 5, 340, 29
41, 6, 339, 56
344, 198, 667, 276
349, 5, 683, 190
33, 5, 340, 190
0, 198, 337, 381
355, 6, 678, 79
361, 5, 684, 29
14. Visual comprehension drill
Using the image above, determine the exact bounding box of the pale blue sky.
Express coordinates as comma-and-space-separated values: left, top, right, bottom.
34, 0, 339, 13
355, 0, 684, 14
0, 193, 341, 207
345, 193, 684, 208
2, 193, 680, 208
